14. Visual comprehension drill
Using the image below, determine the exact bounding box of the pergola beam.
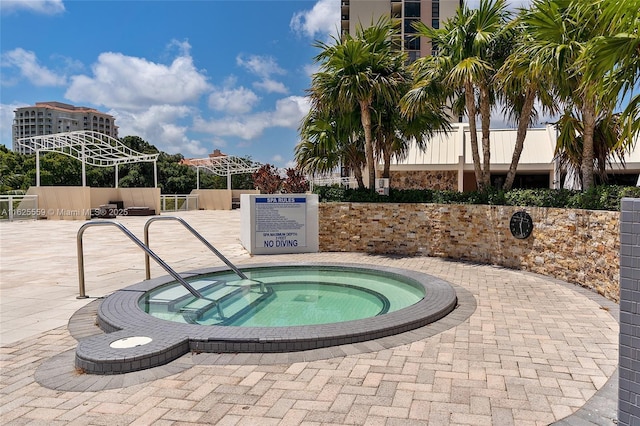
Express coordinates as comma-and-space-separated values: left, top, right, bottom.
16, 131, 160, 187
186, 155, 260, 190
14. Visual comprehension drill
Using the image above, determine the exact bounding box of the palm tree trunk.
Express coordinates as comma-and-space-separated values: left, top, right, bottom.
479, 84, 492, 189
382, 145, 392, 179
354, 166, 365, 189
465, 81, 483, 191
581, 100, 597, 190
503, 86, 536, 191
359, 100, 376, 192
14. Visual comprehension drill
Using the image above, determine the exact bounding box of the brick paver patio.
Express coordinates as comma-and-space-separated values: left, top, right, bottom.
0, 210, 619, 425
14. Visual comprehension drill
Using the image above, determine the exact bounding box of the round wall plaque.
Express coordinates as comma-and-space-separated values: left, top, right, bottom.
509, 211, 533, 239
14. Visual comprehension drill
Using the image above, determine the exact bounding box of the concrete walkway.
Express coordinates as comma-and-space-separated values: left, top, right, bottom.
0, 210, 619, 425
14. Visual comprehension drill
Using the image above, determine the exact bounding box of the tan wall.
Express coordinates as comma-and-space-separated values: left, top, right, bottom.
26, 186, 91, 220
187, 189, 259, 210
116, 188, 161, 213
25, 186, 161, 220
319, 203, 620, 302
231, 189, 260, 198
190, 189, 232, 210
89, 188, 120, 209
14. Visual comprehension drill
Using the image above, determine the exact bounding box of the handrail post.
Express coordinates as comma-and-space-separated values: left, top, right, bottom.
77, 220, 204, 299
77, 227, 87, 299
144, 227, 151, 280
144, 216, 249, 281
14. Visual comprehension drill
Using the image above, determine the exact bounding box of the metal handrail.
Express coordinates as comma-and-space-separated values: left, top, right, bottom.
76, 221, 204, 300
143, 216, 249, 281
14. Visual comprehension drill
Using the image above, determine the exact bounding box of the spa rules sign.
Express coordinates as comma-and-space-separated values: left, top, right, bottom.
255, 197, 306, 248
240, 194, 319, 254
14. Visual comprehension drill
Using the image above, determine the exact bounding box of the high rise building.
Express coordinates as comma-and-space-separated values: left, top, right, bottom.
340, 0, 461, 62
12, 101, 118, 154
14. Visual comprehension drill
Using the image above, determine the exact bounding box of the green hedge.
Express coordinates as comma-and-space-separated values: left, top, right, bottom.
313, 185, 640, 211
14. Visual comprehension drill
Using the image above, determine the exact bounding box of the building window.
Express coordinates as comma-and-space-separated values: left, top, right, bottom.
405, 18, 420, 33
405, 1, 420, 18
404, 35, 420, 50
432, 19, 440, 29
432, 2, 439, 18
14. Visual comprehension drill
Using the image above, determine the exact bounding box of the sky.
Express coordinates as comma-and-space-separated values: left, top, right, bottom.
1, 0, 532, 168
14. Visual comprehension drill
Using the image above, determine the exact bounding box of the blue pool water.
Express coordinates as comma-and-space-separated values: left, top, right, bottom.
140, 266, 426, 327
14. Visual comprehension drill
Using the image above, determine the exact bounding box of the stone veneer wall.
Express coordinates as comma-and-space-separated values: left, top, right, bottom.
389, 170, 457, 190
619, 198, 640, 425
319, 203, 620, 302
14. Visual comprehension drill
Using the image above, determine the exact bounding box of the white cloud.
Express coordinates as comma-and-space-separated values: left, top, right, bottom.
65, 42, 211, 109
303, 63, 320, 78
112, 104, 207, 156
271, 96, 311, 128
208, 86, 259, 114
272, 154, 284, 163
253, 78, 288, 94
236, 54, 285, 79
1, 48, 67, 86
193, 115, 268, 140
236, 54, 288, 94
285, 160, 298, 169
0, 0, 65, 15
211, 137, 227, 148
193, 95, 311, 140
290, 0, 340, 39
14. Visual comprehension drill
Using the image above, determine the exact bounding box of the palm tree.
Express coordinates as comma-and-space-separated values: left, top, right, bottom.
296, 108, 366, 189
555, 111, 625, 187
496, 17, 556, 191
580, 0, 640, 145
374, 84, 451, 179
522, 0, 623, 190
404, 0, 511, 190
311, 17, 409, 192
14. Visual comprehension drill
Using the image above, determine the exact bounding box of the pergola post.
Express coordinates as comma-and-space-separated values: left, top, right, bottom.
115, 164, 119, 188
81, 141, 86, 187
153, 160, 158, 188
36, 150, 40, 187
197, 167, 200, 190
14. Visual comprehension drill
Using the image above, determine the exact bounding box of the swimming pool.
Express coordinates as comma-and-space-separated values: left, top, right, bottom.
139, 266, 426, 327
75, 263, 457, 374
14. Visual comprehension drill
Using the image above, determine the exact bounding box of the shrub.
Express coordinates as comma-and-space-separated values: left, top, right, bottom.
281, 168, 310, 193
312, 184, 639, 211
252, 164, 282, 194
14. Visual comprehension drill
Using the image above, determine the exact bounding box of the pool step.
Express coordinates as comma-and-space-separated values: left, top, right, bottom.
143, 279, 224, 313
216, 286, 275, 325
177, 280, 273, 325
179, 285, 274, 325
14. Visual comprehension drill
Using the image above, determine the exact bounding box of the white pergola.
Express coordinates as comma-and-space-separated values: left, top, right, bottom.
16, 131, 160, 187
186, 155, 260, 190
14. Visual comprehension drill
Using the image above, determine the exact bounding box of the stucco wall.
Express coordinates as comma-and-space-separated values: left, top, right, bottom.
190, 189, 232, 210
25, 186, 161, 219
26, 186, 91, 220
319, 203, 619, 302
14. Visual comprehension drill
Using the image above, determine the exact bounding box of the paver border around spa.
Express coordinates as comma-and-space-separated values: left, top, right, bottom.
37, 280, 475, 391
74, 262, 460, 375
